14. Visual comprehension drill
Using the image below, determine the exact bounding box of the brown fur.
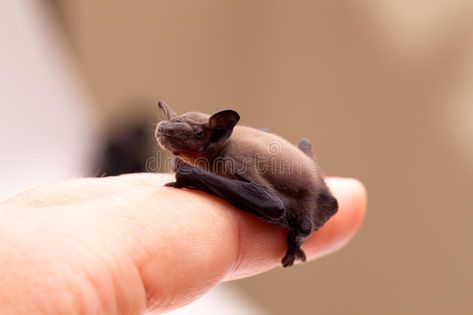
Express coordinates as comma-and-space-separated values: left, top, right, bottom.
155, 101, 338, 267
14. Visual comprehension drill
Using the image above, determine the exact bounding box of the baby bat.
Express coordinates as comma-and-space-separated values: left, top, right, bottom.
155, 101, 338, 267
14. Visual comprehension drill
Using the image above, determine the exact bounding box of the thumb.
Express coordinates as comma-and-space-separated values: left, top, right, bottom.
127, 175, 367, 312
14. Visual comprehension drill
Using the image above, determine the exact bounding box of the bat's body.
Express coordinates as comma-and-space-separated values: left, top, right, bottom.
155, 102, 338, 267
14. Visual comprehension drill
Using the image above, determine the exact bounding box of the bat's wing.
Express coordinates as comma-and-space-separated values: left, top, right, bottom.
167, 161, 286, 221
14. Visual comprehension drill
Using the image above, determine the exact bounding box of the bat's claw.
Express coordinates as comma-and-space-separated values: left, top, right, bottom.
281, 251, 296, 268
164, 181, 179, 188
295, 247, 306, 262
281, 247, 306, 268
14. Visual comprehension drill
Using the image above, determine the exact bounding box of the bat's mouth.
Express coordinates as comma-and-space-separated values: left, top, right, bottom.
156, 134, 182, 156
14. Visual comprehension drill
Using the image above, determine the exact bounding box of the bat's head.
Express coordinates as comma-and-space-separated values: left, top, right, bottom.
155, 101, 240, 159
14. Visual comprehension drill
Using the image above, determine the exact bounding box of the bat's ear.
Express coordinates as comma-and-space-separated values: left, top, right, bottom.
208, 110, 240, 145
157, 100, 177, 120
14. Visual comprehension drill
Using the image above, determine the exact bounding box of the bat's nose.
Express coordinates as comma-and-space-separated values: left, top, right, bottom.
156, 121, 174, 136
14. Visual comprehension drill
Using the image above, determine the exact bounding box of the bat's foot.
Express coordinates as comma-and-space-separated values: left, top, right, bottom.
282, 224, 310, 267
295, 247, 307, 262
281, 247, 306, 268
281, 251, 295, 268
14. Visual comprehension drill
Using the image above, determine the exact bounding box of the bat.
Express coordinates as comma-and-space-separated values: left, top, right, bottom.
155, 101, 338, 267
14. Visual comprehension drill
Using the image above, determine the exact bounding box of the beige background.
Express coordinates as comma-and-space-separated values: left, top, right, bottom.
51, 1, 473, 314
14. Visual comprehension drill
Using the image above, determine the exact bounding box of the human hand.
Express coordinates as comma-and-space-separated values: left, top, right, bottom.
0, 174, 366, 314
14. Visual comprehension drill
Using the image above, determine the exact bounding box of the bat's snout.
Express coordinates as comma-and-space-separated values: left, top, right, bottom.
154, 119, 198, 157
155, 121, 187, 155
156, 121, 175, 137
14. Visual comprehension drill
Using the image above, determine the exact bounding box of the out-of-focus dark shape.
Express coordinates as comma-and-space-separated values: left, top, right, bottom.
94, 115, 156, 177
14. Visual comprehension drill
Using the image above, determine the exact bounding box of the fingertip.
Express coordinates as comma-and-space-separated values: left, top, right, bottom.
327, 177, 367, 230
327, 176, 367, 212
303, 177, 367, 260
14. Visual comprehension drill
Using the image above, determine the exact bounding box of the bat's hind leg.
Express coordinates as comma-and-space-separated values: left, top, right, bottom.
298, 138, 313, 158
281, 217, 312, 268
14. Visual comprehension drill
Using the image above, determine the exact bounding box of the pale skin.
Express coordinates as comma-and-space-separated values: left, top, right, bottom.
0, 174, 366, 314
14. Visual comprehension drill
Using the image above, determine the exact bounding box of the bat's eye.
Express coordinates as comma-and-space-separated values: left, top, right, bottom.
195, 129, 204, 139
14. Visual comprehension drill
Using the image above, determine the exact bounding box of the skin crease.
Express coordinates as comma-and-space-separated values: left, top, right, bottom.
0, 173, 366, 314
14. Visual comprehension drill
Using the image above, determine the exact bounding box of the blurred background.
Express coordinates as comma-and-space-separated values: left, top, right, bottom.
1, 0, 472, 314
